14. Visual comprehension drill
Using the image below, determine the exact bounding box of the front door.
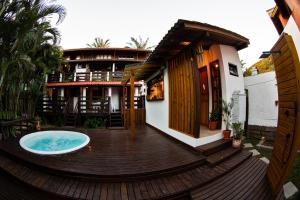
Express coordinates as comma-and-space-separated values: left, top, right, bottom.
199, 67, 209, 126
267, 33, 300, 195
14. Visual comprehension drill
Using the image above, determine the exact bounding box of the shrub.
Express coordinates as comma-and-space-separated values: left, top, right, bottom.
84, 117, 104, 129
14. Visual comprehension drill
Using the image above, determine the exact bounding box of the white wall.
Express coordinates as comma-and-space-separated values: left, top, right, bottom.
111, 88, 119, 111
244, 72, 278, 127
219, 45, 246, 101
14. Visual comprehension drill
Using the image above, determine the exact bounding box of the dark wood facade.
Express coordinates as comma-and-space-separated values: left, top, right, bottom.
267, 33, 300, 195
168, 49, 200, 138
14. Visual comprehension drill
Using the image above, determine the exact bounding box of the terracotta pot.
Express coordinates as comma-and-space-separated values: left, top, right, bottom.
233, 139, 242, 148
209, 121, 218, 130
36, 120, 41, 131
223, 130, 231, 140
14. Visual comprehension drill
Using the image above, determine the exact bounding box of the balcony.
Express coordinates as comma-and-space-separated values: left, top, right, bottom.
47, 71, 124, 83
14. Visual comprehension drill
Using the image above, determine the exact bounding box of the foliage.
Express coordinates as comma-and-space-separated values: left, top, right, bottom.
0, 111, 17, 121
243, 68, 252, 77
0, 0, 65, 137
84, 117, 105, 129
222, 98, 234, 130
126, 36, 154, 49
86, 37, 110, 48
288, 154, 300, 199
54, 115, 64, 127
243, 56, 274, 77
209, 109, 220, 121
231, 122, 244, 139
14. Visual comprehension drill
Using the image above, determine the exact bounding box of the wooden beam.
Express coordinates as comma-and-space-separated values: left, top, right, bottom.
192, 49, 201, 138
130, 70, 136, 138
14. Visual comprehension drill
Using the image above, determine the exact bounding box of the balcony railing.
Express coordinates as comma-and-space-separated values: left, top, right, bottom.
47, 71, 124, 83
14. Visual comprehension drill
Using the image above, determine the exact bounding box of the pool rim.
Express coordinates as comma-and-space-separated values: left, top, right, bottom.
19, 130, 90, 155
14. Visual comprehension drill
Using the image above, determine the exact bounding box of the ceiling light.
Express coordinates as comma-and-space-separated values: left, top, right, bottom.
180, 41, 191, 46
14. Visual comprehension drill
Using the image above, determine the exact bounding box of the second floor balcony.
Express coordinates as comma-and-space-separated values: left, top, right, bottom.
47, 71, 124, 83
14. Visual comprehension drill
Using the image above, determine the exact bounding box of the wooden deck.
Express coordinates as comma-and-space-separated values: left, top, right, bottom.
0, 126, 284, 199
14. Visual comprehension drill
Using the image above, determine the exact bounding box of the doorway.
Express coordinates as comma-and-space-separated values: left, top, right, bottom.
209, 60, 222, 128
199, 66, 209, 126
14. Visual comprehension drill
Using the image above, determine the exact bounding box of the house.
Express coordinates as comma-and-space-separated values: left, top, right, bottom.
124, 19, 249, 147
41, 48, 151, 126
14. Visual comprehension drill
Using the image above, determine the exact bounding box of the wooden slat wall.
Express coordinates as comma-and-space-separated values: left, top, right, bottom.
267, 33, 300, 195
168, 49, 199, 137
124, 108, 146, 128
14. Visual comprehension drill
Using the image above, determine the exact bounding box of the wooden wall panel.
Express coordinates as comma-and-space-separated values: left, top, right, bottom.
168, 49, 199, 138
267, 33, 300, 195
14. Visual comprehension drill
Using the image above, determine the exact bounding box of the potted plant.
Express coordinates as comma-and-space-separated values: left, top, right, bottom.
232, 122, 244, 148
209, 109, 219, 130
222, 99, 234, 139
34, 116, 41, 131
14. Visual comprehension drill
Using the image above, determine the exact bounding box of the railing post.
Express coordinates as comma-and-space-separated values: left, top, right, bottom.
59, 73, 62, 82
107, 71, 110, 81
74, 72, 77, 82
90, 72, 93, 81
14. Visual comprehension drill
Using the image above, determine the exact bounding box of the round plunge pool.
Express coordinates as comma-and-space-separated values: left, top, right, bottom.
19, 131, 90, 155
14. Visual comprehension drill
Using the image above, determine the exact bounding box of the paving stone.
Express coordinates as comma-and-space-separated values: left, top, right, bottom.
260, 157, 270, 164
257, 144, 273, 150
249, 149, 260, 156
283, 182, 298, 199
244, 143, 253, 148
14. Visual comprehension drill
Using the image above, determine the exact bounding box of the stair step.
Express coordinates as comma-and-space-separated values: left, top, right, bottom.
206, 147, 241, 166
196, 139, 232, 156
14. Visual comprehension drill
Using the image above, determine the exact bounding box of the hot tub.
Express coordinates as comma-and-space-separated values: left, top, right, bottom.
19, 131, 90, 155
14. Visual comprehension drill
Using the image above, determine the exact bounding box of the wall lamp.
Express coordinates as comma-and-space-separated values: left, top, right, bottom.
259, 51, 281, 59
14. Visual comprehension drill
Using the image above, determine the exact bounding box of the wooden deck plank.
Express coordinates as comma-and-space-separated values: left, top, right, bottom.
0, 126, 205, 180
0, 127, 283, 200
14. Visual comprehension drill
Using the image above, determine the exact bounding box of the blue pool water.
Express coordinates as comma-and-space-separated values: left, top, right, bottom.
19, 131, 90, 155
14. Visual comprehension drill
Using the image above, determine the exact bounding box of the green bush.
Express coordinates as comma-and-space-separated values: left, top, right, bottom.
84, 117, 104, 129
54, 116, 65, 127
0, 111, 18, 121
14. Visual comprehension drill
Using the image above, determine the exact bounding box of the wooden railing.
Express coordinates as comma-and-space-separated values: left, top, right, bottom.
38, 96, 110, 116
37, 96, 67, 113
78, 96, 110, 116
47, 71, 124, 83
122, 96, 146, 128
124, 96, 145, 109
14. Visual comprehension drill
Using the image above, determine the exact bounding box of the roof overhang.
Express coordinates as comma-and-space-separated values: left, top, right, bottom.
147, 19, 249, 63
122, 63, 162, 83
123, 19, 250, 82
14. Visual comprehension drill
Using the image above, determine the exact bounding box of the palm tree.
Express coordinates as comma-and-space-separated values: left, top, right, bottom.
86, 37, 110, 48
126, 36, 153, 49
0, 0, 65, 129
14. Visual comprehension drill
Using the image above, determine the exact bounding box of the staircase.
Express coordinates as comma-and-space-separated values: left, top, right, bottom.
64, 114, 76, 126
63, 98, 78, 126
110, 112, 123, 127
196, 139, 242, 166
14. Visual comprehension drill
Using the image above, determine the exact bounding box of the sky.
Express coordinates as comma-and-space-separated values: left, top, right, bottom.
52, 0, 279, 68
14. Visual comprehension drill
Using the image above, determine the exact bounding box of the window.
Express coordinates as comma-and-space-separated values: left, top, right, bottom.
229, 63, 239, 77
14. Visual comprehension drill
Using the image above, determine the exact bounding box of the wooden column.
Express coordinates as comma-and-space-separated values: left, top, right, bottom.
130, 70, 136, 137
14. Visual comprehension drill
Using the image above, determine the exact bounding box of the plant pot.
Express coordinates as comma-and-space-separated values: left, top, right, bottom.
209, 121, 218, 130
223, 130, 231, 140
35, 120, 41, 131
233, 139, 242, 148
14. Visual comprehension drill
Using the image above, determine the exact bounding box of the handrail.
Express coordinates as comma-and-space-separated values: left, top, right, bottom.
47, 71, 124, 83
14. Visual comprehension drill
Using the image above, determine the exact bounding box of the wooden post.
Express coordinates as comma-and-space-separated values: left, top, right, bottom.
130, 70, 136, 138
